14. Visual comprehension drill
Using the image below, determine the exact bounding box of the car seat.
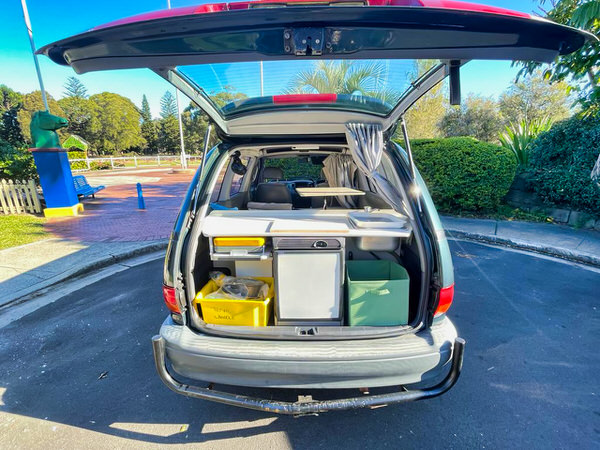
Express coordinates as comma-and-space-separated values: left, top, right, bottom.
247, 167, 293, 210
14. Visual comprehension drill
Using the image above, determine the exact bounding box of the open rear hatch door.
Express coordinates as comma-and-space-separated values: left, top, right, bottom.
38, 0, 595, 135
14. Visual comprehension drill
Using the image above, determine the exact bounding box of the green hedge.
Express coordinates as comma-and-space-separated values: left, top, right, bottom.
67, 150, 87, 170
410, 137, 517, 212
265, 157, 322, 180
529, 115, 600, 214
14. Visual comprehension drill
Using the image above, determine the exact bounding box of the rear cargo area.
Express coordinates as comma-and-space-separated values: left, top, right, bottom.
183, 145, 428, 338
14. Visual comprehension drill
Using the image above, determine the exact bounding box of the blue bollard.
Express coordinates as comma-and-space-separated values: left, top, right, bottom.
137, 183, 146, 209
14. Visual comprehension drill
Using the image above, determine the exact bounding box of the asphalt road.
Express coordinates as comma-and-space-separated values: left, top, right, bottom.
1, 240, 598, 449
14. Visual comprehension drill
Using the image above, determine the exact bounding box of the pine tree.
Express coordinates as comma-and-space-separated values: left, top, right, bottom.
1, 107, 26, 147
0, 86, 25, 147
140, 95, 157, 153
63, 77, 88, 99
141, 95, 152, 121
159, 91, 178, 119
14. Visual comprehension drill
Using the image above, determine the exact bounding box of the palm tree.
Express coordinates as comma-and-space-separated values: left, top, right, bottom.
286, 61, 400, 104
572, 0, 600, 28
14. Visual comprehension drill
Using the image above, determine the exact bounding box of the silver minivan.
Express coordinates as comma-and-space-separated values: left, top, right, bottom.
40, 0, 592, 415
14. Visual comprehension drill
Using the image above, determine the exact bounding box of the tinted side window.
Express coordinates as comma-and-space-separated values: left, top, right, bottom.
210, 164, 228, 203
230, 157, 250, 196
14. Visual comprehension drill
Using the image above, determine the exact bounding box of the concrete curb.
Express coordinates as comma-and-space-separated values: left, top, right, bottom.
61, 240, 169, 279
446, 229, 600, 268
0, 240, 168, 310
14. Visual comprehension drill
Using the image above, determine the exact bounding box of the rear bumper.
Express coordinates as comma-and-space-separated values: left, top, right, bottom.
154, 316, 463, 412
152, 327, 464, 414
158, 316, 459, 389
158, 316, 460, 388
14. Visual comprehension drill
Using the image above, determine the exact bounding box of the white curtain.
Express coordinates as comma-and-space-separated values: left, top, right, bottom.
322, 154, 358, 208
345, 122, 404, 211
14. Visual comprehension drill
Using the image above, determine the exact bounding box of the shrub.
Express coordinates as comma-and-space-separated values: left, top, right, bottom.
410, 137, 517, 212
529, 115, 600, 214
67, 150, 87, 170
498, 117, 553, 167
0, 139, 38, 181
90, 160, 111, 170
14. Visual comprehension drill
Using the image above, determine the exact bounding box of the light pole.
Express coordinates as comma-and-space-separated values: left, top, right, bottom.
167, 0, 188, 169
20, 0, 48, 111
175, 90, 187, 169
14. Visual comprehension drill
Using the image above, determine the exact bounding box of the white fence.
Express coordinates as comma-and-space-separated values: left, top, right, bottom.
69, 154, 203, 172
0, 179, 42, 215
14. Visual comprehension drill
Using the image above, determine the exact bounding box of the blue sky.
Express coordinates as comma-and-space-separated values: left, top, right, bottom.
1, 0, 540, 118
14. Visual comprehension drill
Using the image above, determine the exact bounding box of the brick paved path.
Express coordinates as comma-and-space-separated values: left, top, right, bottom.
44, 170, 194, 242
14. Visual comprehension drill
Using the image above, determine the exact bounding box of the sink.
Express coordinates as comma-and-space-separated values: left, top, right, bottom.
348, 212, 407, 229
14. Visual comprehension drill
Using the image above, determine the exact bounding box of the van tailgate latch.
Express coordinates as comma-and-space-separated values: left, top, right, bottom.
284, 28, 325, 56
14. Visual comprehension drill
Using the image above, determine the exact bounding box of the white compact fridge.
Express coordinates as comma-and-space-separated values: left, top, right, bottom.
273, 238, 344, 325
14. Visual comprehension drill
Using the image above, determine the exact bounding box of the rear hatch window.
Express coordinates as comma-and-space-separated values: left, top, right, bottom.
179, 59, 428, 117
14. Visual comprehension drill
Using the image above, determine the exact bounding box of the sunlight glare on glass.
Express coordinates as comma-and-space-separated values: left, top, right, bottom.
178, 59, 439, 116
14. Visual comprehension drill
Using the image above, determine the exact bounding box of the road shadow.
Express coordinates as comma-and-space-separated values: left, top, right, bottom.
1, 243, 599, 448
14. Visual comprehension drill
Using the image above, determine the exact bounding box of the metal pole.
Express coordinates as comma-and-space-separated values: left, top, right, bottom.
260, 61, 264, 97
199, 124, 212, 180
20, 0, 49, 111
167, 0, 187, 169
400, 116, 422, 213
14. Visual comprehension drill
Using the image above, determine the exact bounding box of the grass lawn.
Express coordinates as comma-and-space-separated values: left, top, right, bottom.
0, 215, 48, 250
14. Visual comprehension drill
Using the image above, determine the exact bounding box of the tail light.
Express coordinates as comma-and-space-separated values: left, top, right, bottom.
95, 0, 531, 30
434, 283, 454, 316
162, 284, 180, 313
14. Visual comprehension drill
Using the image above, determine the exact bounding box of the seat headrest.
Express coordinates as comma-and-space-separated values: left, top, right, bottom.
263, 166, 283, 180
255, 182, 292, 204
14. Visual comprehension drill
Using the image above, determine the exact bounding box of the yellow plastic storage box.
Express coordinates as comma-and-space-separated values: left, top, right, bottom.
213, 237, 266, 254
194, 277, 274, 327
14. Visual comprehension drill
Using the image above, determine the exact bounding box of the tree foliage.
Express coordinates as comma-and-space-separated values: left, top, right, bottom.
0, 85, 23, 112
403, 60, 446, 139
181, 89, 247, 154
63, 76, 88, 99
157, 115, 179, 154
0, 86, 25, 148
182, 103, 209, 154
210, 88, 247, 108
440, 95, 504, 142
498, 72, 572, 124
286, 61, 400, 103
57, 96, 98, 146
140, 95, 152, 121
160, 91, 178, 119
89, 92, 144, 154
16, 91, 66, 144
140, 94, 158, 153
515, 0, 600, 116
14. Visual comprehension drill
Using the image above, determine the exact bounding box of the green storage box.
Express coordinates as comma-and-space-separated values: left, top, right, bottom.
346, 260, 410, 326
